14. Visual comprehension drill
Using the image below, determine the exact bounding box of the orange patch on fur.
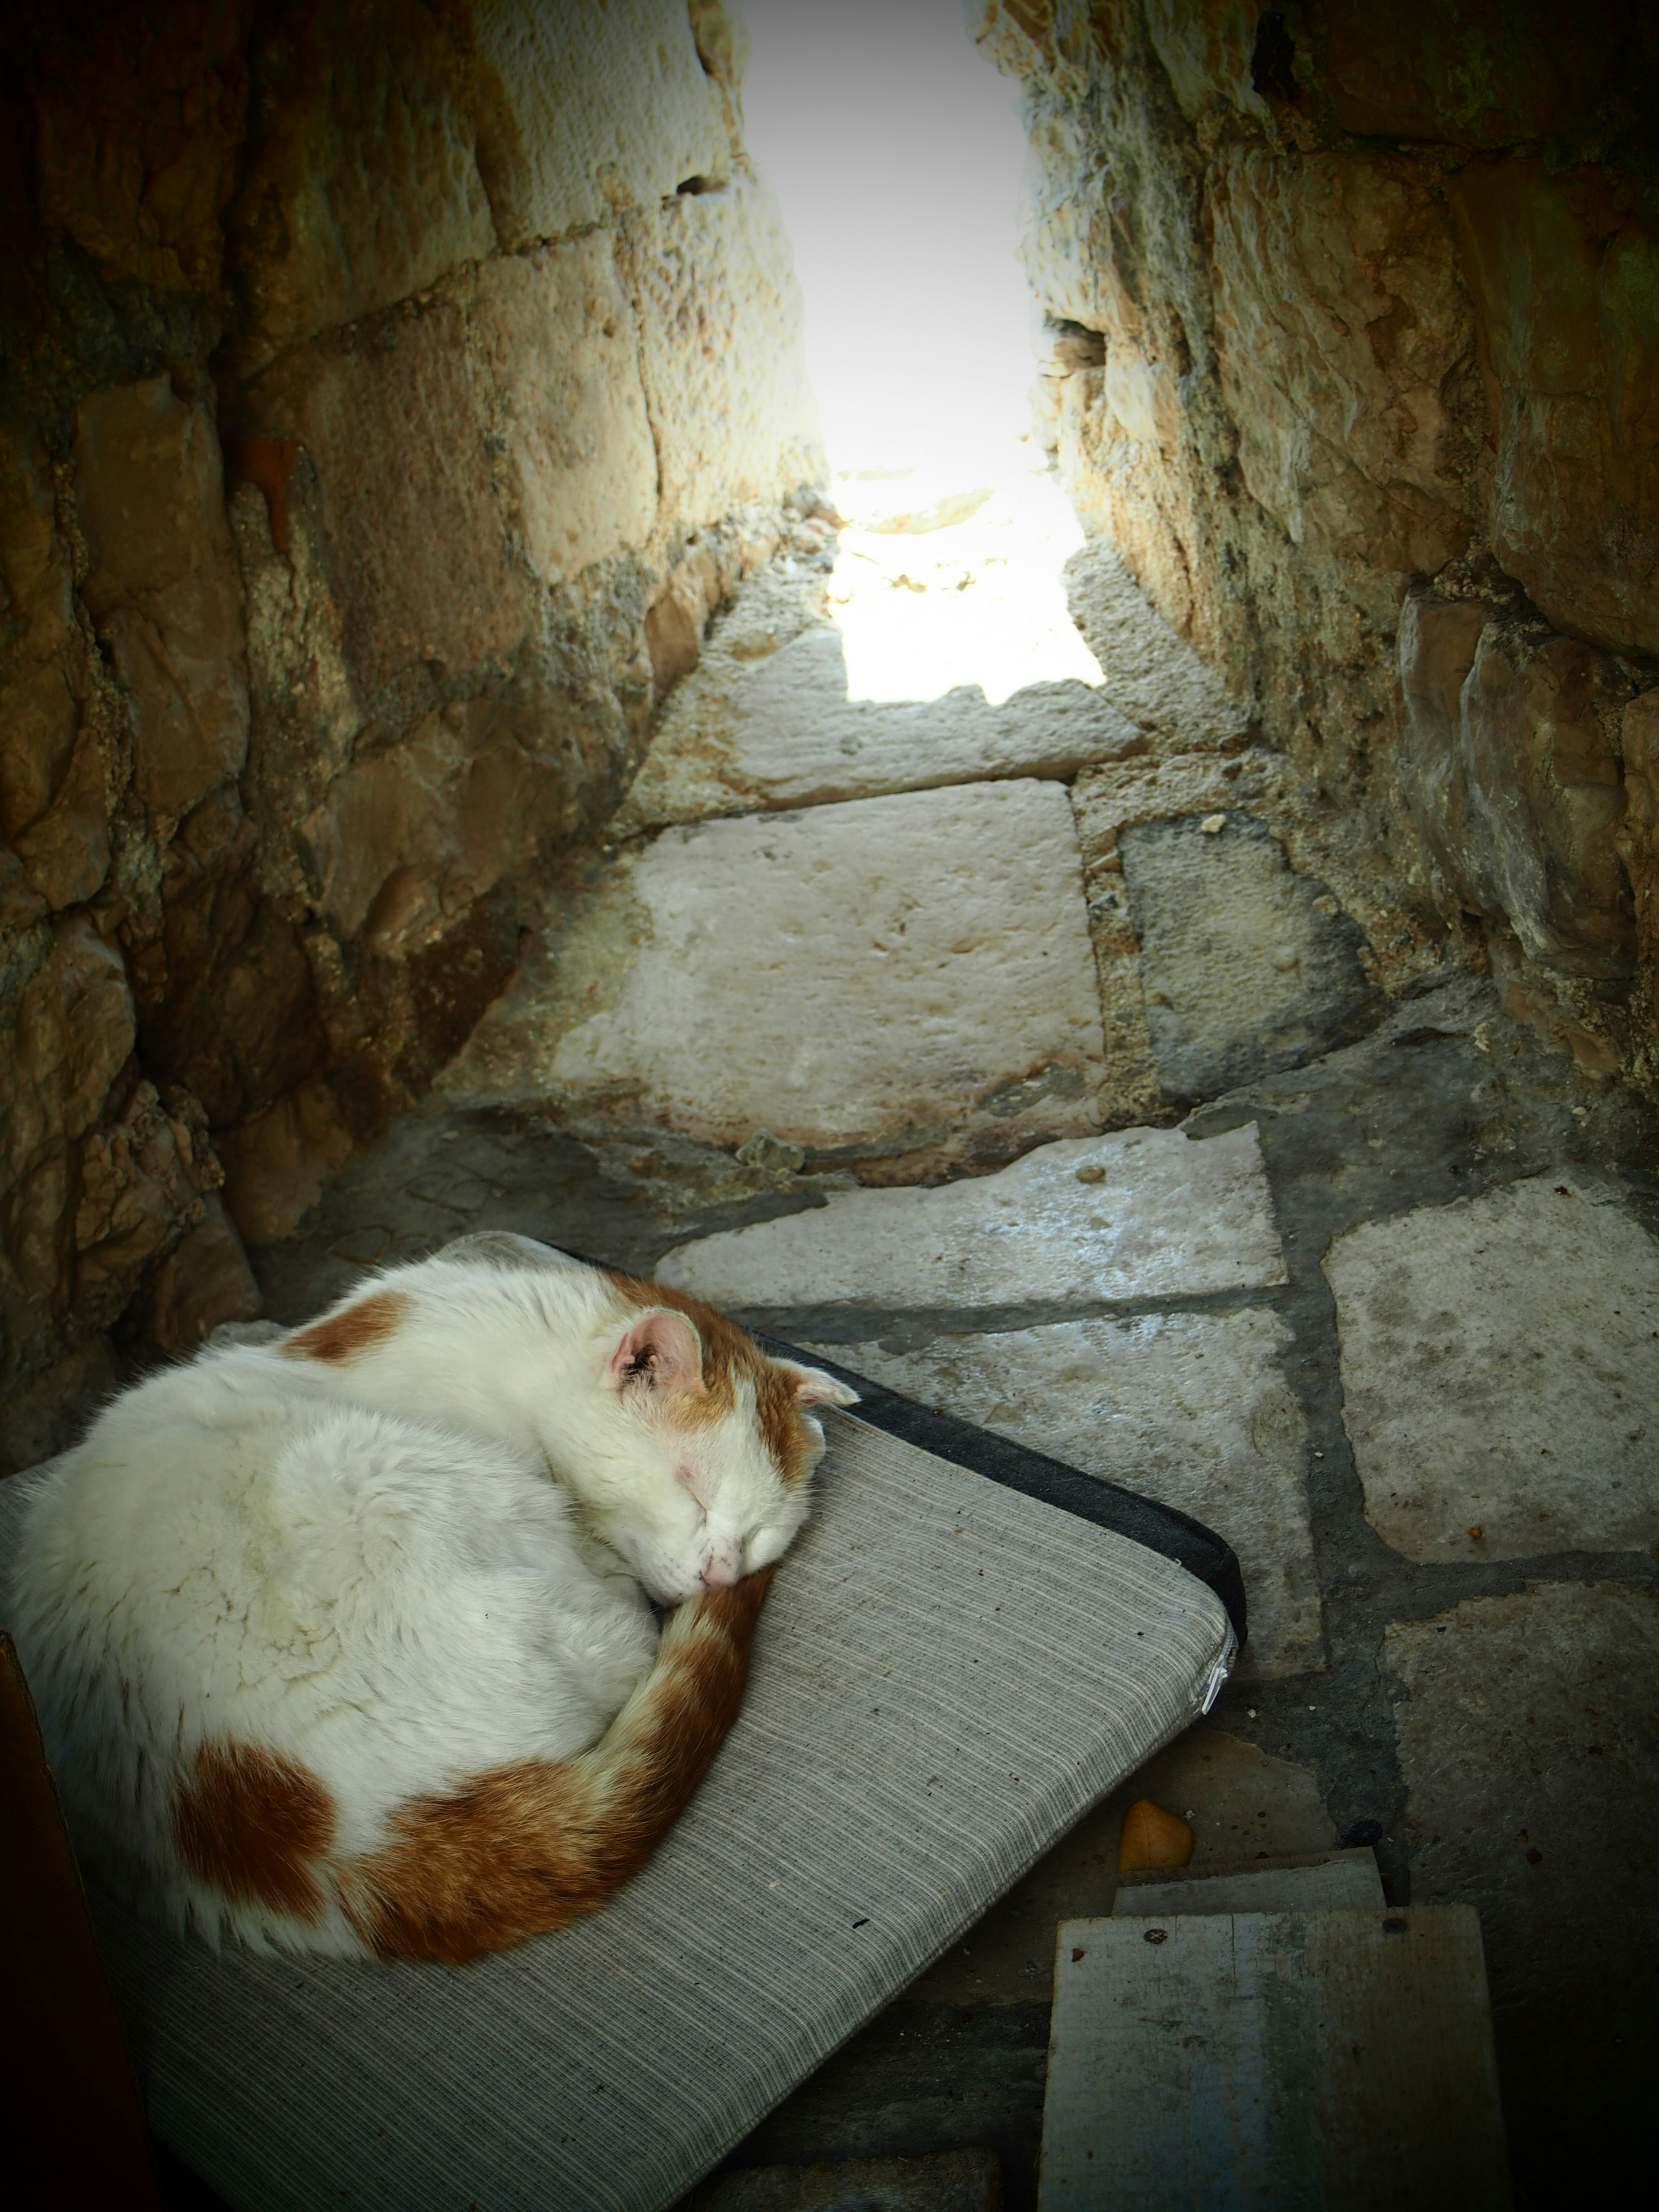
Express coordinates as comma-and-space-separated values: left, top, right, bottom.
282, 1289, 411, 1363
607, 1273, 815, 1484
174, 1740, 335, 1923
339, 1568, 774, 1964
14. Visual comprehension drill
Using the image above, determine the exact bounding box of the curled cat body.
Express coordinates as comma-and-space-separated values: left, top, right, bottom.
6, 1243, 855, 1964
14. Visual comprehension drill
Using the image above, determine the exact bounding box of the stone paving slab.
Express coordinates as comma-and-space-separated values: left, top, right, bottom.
623, 624, 1140, 825
1327, 1172, 1659, 1561
1121, 812, 1378, 1102
795, 1307, 1319, 1678
444, 779, 1107, 1172
657, 1123, 1286, 1309
1386, 1583, 1659, 2194
1062, 540, 1249, 749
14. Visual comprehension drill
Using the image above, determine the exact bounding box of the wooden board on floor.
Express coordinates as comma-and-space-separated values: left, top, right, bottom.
1112, 1848, 1384, 1919
1040, 1907, 1509, 2211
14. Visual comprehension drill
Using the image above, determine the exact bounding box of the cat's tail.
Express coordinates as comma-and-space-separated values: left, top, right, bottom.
334, 1567, 775, 1964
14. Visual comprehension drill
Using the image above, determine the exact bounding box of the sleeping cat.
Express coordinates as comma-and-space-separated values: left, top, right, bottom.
6, 1246, 855, 1964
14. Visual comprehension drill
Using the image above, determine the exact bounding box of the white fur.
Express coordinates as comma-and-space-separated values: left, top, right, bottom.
6, 1249, 855, 1954
277, 1251, 853, 1605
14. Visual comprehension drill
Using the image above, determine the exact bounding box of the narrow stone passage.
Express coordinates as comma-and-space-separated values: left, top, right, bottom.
251, 525, 1659, 2209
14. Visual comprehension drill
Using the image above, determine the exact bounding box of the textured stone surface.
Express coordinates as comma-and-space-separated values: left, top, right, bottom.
226, 0, 496, 375
805, 1308, 1319, 1678
1321, 0, 1626, 145
1387, 1584, 1659, 2190
1062, 540, 1247, 748
469, 0, 728, 252
1448, 159, 1659, 657
73, 376, 249, 826
628, 170, 823, 533
623, 621, 1140, 826
467, 235, 658, 586
1327, 1175, 1659, 1561
448, 780, 1108, 1171
657, 1123, 1284, 1309
1208, 146, 1475, 576
1121, 812, 1378, 1103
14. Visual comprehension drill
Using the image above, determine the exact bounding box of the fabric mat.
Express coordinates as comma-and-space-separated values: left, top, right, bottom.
0, 1410, 1232, 2212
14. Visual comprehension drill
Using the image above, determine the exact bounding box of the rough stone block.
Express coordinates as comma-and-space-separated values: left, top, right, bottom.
1062, 542, 1247, 748
469, 0, 729, 252
1322, 0, 1625, 147
628, 171, 823, 535
31, 0, 248, 297
468, 236, 657, 586
623, 621, 1141, 825
227, 0, 497, 372
1120, 812, 1376, 1103
1386, 1583, 1659, 2184
803, 1307, 1317, 1678
446, 779, 1109, 1171
145, 1192, 263, 1356
241, 303, 529, 700
1448, 159, 1659, 657
1208, 146, 1475, 575
656, 1122, 1286, 1310
73, 376, 249, 826
1327, 1174, 1659, 1560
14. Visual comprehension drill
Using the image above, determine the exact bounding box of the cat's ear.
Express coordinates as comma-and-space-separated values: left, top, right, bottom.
774, 1361, 860, 1409
607, 1309, 704, 1395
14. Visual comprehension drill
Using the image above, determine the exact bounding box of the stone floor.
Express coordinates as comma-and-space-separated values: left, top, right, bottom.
246, 518, 1658, 2209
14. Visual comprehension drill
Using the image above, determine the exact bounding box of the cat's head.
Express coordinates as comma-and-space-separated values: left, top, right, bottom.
583, 1278, 858, 1605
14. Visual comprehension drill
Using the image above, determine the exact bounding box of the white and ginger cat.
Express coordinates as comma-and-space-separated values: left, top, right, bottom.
7, 1240, 855, 1965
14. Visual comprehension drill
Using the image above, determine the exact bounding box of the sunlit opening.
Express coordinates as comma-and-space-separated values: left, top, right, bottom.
742, 0, 1103, 705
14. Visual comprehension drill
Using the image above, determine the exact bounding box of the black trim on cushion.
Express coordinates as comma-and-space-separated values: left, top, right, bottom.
765, 1334, 1249, 1650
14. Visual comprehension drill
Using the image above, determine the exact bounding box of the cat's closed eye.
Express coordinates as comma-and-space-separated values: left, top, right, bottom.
675, 1464, 708, 1516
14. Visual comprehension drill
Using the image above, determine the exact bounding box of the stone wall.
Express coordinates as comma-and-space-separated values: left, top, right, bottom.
976, 0, 1659, 1088
0, 0, 821, 1467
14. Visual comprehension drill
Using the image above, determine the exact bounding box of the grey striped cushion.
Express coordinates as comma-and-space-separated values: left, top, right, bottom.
0, 1411, 1231, 2212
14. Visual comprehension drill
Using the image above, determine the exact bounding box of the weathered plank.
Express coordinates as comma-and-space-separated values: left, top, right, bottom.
1040, 1907, 1509, 2210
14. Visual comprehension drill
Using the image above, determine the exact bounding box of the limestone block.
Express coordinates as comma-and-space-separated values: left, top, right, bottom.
30, 0, 248, 296
227, 0, 496, 372
217, 1081, 353, 1248
1062, 542, 1247, 748
623, 623, 1141, 826
1459, 627, 1634, 980
445, 780, 1108, 1170
1386, 1584, 1659, 2169
468, 0, 729, 251
1614, 688, 1659, 996
1322, 0, 1625, 146
73, 377, 249, 825
628, 171, 824, 536
146, 1192, 263, 1355
241, 304, 528, 700
72, 1079, 214, 1327
655, 1122, 1285, 1309
0, 918, 207, 1413
295, 697, 585, 954
0, 424, 114, 911
1448, 160, 1659, 656
468, 236, 657, 587
1327, 1174, 1659, 1561
1399, 600, 1636, 979
1143, 0, 1271, 124
1395, 592, 1489, 896
1208, 147, 1475, 575
802, 1309, 1317, 1678
1120, 813, 1377, 1102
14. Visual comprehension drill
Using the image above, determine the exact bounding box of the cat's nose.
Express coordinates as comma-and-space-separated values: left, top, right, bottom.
699, 1560, 738, 1590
